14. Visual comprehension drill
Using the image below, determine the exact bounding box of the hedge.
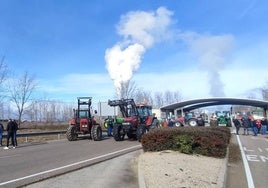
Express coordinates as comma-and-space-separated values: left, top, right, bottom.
140, 126, 231, 158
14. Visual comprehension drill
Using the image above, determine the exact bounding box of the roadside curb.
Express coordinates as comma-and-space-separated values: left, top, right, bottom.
138, 151, 146, 188
220, 147, 229, 188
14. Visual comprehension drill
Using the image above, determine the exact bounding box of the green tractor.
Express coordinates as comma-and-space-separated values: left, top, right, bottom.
215, 111, 232, 127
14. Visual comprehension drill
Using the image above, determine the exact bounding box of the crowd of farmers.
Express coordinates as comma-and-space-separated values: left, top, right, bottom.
233, 114, 268, 136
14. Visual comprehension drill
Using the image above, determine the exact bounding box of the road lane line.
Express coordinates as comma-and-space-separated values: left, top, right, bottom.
0, 144, 141, 186
236, 135, 255, 188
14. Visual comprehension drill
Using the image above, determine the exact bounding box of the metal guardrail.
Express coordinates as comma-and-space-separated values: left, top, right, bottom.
2, 131, 67, 142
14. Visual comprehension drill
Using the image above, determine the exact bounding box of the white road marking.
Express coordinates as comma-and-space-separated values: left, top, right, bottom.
0, 145, 141, 186
237, 135, 255, 188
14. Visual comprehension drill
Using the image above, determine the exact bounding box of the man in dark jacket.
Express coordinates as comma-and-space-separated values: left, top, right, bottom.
233, 118, 241, 135
12, 119, 19, 146
0, 122, 4, 146
3, 119, 16, 149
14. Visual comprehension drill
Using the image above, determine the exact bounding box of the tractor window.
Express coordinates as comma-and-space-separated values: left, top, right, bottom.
128, 108, 136, 117
137, 107, 152, 117
79, 111, 88, 118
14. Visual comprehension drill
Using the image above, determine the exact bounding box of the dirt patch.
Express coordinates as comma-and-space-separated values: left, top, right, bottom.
228, 142, 241, 163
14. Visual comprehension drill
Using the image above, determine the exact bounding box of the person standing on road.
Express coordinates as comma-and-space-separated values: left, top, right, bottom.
105, 116, 114, 137
261, 117, 267, 134
3, 119, 16, 149
250, 119, 258, 136
12, 119, 19, 147
241, 117, 250, 135
255, 119, 262, 134
0, 122, 4, 146
233, 117, 241, 135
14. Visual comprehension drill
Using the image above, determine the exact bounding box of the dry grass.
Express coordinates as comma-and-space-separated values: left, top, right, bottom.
228, 142, 241, 163
1, 122, 68, 145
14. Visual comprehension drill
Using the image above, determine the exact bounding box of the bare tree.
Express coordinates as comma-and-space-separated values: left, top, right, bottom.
173, 90, 183, 102
6, 71, 37, 125
25, 99, 74, 122
134, 88, 153, 105
119, 80, 138, 99
164, 90, 173, 105
154, 92, 164, 108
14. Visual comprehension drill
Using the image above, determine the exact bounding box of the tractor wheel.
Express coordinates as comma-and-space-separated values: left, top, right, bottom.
137, 124, 147, 142
188, 118, 198, 126
127, 133, 137, 140
113, 124, 125, 141
66, 125, 78, 141
174, 120, 184, 127
91, 124, 102, 141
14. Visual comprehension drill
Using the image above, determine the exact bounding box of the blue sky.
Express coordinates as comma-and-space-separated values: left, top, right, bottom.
1, 0, 268, 103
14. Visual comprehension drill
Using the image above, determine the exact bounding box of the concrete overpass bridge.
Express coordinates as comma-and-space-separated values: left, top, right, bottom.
160, 97, 268, 118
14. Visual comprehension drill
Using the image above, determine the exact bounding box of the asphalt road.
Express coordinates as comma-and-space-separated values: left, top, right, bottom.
24, 150, 142, 188
238, 133, 268, 188
0, 137, 142, 188
1, 130, 267, 188
227, 131, 268, 188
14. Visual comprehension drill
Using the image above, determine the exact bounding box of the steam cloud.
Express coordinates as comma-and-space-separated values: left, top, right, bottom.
105, 7, 173, 98
182, 33, 234, 97
105, 6, 234, 99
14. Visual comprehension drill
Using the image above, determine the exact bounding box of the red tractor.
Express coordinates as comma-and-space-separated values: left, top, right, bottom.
108, 98, 159, 141
66, 97, 102, 141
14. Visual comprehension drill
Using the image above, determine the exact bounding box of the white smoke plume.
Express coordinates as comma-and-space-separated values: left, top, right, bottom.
105, 7, 173, 98
182, 33, 234, 97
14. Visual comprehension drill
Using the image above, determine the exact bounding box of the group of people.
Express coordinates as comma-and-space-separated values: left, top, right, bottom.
0, 118, 19, 149
233, 116, 267, 136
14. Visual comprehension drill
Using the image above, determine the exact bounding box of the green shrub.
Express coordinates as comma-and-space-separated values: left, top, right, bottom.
173, 134, 194, 154
141, 126, 231, 158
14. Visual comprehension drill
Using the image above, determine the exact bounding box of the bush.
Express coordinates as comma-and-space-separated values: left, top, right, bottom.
141, 126, 231, 158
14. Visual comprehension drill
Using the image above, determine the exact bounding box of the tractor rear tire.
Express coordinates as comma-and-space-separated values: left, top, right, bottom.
188, 118, 198, 126
137, 124, 147, 142
91, 124, 102, 141
113, 124, 125, 141
66, 125, 78, 141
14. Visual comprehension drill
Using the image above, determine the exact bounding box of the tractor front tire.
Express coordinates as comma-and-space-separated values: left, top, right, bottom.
66, 125, 78, 141
127, 133, 137, 140
91, 124, 102, 141
137, 124, 147, 142
113, 124, 125, 141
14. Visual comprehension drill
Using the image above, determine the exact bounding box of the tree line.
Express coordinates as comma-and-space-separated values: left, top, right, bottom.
0, 57, 184, 124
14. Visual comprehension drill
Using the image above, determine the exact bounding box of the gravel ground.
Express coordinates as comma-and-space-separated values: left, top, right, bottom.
138, 150, 227, 188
